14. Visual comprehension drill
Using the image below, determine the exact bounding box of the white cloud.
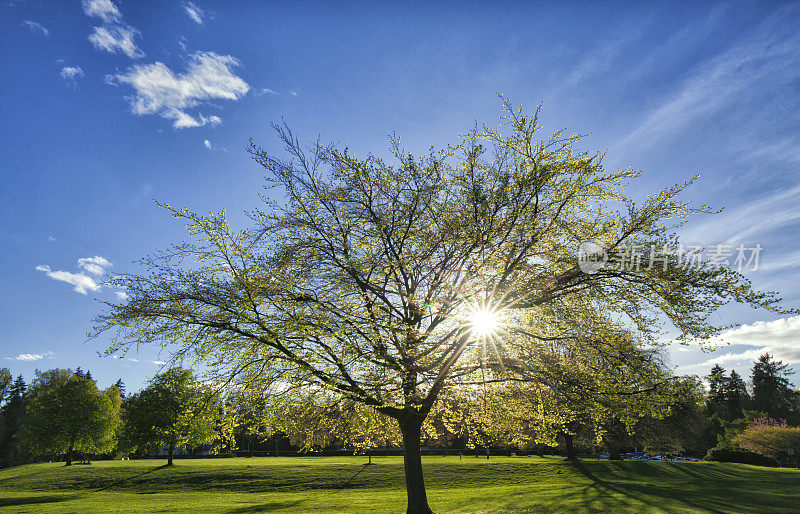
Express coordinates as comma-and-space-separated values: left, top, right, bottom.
82, 0, 121, 23
36, 256, 113, 295
89, 24, 144, 59
184, 1, 205, 24
254, 88, 277, 96
22, 20, 49, 36
36, 265, 101, 294
78, 255, 112, 276
204, 139, 212, 149
48, 235, 56, 242
686, 316, 800, 370
115, 291, 129, 300
11, 351, 56, 362
60, 66, 84, 87
289, 90, 298, 97
107, 51, 249, 128
152, 360, 166, 365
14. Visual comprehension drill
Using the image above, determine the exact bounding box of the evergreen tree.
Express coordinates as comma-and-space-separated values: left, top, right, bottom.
725, 370, 750, 417
113, 379, 126, 399
706, 364, 730, 419
752, 353, 794, 419
85, 370, 93, 382
74, 368, 85, 380
0, 376, 28, 467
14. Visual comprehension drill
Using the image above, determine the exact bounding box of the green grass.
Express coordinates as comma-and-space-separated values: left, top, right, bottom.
0, 455, 798, 512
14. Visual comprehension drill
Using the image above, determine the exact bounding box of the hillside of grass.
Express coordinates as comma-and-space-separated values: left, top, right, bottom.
0, 456, 798, 512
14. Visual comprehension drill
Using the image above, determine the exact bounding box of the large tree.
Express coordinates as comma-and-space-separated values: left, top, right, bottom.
95, 101, 786, 513
21, 374, 118, 465
120, 368, 222, 465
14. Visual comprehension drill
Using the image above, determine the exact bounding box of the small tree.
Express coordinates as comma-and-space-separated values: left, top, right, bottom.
121, 368, 221, 465
21, 375, 118, 465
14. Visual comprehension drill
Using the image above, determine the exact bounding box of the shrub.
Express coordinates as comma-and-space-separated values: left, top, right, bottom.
704, 447, 778, 467
733, 424, 800, 459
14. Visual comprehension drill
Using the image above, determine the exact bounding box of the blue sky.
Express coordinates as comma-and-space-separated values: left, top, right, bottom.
2, 0, 800, 392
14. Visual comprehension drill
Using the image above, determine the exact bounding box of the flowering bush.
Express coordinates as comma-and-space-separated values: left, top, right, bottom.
733, 422, 800, 459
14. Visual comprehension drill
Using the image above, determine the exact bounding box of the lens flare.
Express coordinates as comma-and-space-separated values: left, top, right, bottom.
471, 308, 499, 337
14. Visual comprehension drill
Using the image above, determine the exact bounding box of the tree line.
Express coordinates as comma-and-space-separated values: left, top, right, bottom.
0, 367, 223, 467
0, 352, 796, 468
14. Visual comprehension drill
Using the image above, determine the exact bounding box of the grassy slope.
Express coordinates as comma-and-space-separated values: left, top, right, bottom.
0, 456, 798, 513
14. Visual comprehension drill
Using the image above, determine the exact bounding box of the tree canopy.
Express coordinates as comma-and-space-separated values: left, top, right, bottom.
94, 100, 787, 513
120, 368, 222, 465
21, 374, 118, 465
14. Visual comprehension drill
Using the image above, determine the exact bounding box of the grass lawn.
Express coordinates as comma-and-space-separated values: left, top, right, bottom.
0, 455, 798, 512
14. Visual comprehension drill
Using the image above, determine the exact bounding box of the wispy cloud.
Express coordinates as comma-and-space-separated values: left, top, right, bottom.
60, 66, 84, 88
6, 351, 56, 362
184, 1, 206, 25
78, 255, 112, 276
89, 24, 144, 59
682, 183, 800, 245
36, 255, 113, 295
82, 0, 121, 23
615, 7, 800, 153
22, 20, 49, 37
106, 51, 249, 128
254, 88, 277, 96
83, 0, 144, 59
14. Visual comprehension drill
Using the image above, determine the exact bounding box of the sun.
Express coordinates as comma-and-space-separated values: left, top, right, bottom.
470, 308, 499, 337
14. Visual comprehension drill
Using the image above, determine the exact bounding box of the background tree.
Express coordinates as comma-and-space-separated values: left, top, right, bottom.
752, 353, 794, 420
120, 368, 221, 465
636, 377, 706, 456
21, 374, 117, 465
0, 369, 11, 405
0, 375, 27, 467
113, 379, 126, 399
95, 101, 786, 513
725, 370, 750, 417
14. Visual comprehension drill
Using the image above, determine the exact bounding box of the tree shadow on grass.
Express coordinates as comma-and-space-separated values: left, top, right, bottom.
571, 461, 661, 511
94, 464, 171, 492
226, 500, 305, 512
572, 461, 800, 513
0, 494, 80, 507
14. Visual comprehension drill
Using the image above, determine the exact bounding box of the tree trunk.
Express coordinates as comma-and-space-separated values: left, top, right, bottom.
399, 416, 433, 514
563, 432, 577, 461
65, 435, 75, 466
168, 443, 174, 466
